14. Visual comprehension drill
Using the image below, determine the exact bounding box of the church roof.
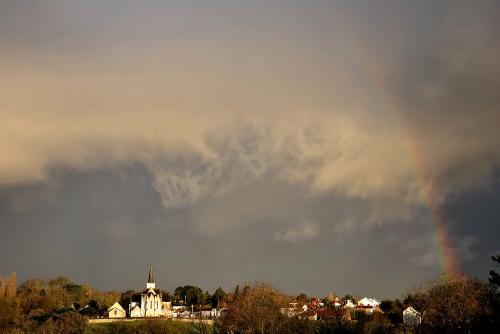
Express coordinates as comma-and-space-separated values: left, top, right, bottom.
108, 301, 125, 312
141, 287, 162, 294
148, 265, 154, 283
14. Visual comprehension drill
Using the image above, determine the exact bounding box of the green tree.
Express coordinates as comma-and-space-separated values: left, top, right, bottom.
119, 290, 137, 310
174, 285, 205, 306
203, 291, 211, 306
343, 294, 357, 304
211, 287, 226, 308
161, 290, 171, 302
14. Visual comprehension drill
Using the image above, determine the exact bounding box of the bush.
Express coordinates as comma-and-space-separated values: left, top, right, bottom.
78, 306, 99, 318
37, 312, 88, 334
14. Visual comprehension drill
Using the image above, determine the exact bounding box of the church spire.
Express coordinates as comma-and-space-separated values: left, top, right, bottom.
146, 258, 156, 289
148, 264, 154, 283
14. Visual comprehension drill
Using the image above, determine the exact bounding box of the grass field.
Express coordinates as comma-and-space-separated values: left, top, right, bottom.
85, 319, 197, 334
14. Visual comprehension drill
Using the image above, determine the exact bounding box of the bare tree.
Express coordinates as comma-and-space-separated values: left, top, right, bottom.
219, 281, 293, 334
405, 272, 494, 334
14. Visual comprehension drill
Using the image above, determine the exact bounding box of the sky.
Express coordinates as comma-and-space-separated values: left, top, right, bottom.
1, 0, 500, 299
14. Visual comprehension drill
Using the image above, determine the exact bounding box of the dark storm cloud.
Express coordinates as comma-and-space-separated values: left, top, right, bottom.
1, 1, 500, 297
0, 165, 464, 297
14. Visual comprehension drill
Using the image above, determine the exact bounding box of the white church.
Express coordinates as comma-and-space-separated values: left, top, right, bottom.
129, 265, 164, 317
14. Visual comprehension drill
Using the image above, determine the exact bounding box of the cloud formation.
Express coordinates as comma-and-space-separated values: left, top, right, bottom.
275, 221, 319, 243
0, 1, 500, 295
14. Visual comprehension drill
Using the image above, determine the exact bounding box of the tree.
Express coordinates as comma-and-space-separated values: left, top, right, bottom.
48, 276, 73, 288
0, 272, 16, 299
203, 291, 211, 306
78, 305, 98, 318
18, 278, 46, 295
119, 290, 137, 310
405, 273, 494, 333
218, 281, 292, 334
38, 312, 88, 334
18, 278, 52, 313
174, 285, 205, 305
489, 254, 500, 290
380, 299, 403, 324
343, 294, 357, 304
92, 290, 121, 309
234, 285, 240, 299
0, 298, 20, 331
161, 290, 171, 302
296, 293, 309, 302
211, 287, 226, 308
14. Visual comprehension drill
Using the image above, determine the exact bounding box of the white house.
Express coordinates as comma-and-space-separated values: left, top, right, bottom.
129, 303, 142, 317
108, 302, 126, 318
129, 265, 163, 317
357, 297, 380, 308
357, 298, 382, 314
403, 306, 422, 326
344, 300, 355, 309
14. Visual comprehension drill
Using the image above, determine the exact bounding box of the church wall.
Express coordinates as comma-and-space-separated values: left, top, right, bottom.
109, 308, 126, 318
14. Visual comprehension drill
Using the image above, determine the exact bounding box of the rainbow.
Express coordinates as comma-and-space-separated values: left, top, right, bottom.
338, 28, 460, 275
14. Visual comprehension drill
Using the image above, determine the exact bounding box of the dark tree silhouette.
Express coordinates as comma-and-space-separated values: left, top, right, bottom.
489, 254, 500, 290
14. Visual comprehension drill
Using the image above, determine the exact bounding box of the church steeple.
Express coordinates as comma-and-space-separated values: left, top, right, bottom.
146, 262, 156, 289
148, 265, 154, 284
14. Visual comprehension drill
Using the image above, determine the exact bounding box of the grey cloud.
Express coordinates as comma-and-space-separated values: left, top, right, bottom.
275, 222, 319, 243
1, 0, 500, 296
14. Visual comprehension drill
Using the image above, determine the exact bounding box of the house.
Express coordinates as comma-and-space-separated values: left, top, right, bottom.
332, 297, 342, 308
129, 265, 163, 317
129, 303, 142, 317
344, 299, 355, 309
282, 301, 322, 320
357, 297, 380, 307
403, 306, 422, 326
108, 302, 126, 318
357, 298, 381, 314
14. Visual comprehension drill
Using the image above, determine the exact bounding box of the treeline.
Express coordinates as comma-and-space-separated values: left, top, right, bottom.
1, 255, 500, 333
0, 275, 227, 333
215, 275, 500, 334
213, 256, 500, 334
0, 274, 119, 333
